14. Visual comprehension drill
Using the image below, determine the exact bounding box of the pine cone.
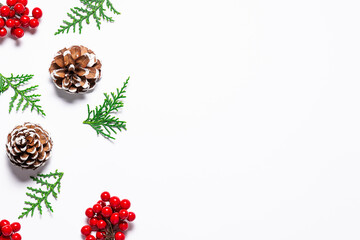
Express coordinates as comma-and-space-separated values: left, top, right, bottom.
49, 45, 102, 94
6, 123, 53, 170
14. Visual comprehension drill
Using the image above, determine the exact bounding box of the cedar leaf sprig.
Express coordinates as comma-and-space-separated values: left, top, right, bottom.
83, 77, 129, 140
0, 73, 45, 116
18, 170, 64, 219
55, 0, 120, 35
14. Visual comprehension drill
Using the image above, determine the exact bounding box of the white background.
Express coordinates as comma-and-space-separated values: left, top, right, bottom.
0, 0, 360, 239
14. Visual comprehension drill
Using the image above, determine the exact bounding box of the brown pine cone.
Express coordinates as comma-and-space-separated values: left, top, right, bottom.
49, 45, 102, 94
6, 123, 53, 170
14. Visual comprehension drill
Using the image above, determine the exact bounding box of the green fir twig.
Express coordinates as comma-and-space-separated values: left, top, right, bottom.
83, 77, 129, 140
18, 170, 64, 219
0, 73, 45, 116
55, 0, 121, 35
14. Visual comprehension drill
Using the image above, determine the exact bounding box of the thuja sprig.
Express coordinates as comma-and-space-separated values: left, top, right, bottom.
18, 170, 64, 219
83, 77, 129, 140
0, 73, 45, 116
55, 0, 121, 35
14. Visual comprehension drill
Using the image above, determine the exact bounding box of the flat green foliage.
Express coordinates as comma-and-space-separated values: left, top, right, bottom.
0, 73, 45, 116
55, 0, 120, 35
83, 77, 129, 140
18, 170, 64, 219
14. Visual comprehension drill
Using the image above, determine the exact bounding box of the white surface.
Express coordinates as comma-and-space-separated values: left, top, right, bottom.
0, 0, 360, 239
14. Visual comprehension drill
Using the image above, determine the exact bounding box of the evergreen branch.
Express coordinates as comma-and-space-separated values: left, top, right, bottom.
55, 0, 121, 35
0, 73, 45, 116
18, 170, 64, 219
83, 77, 130, 140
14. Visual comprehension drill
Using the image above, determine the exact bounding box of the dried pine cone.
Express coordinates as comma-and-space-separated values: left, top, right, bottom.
49, 45, 102, 94
6, 123, 53, 170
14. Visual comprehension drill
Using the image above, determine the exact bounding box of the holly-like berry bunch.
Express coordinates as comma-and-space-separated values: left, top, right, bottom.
0, 219, 21, 240
0, 0, 42, 39
81, 192, 136, 240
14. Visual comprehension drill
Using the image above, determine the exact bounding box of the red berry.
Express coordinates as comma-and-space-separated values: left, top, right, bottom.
14, 3, 25, 14
113, 205, 121, 212
0, 18, 5, 28
81, 225, 92, 236
110, 213, 120, 225
101, 191, 110, 201
0, 6, 10, 17
97, 200, 106, 207
96, 232, 105, 239
127, 212, 136, 222
32, 7, 42, 19
110, 196, 121, 208
22, 7, 29, 15
97, 220, 106, 230
10, 222, 21, 232
119, 209, 128, 220
85, 208, 95, 218
1, 225, 12, 237
114, 232, 125, 240
11, 233, 22, 240
14, 27, 24, 38
0, 28, 7, 37
29, 18, 38, 28
9, 9, 15, 18
6, 19, 15, 27
120, 199, 131, 210
14, 19, 21, 27
85, 235, 96, 240
0, 220, 10, 228
89, 218, 98, 227
118, 221, 128, 232
93, 203, 102, 213
20, 15, 29, 26
6, 0, 17, 6
101, 206, 113, 218
17, 0, 28, 6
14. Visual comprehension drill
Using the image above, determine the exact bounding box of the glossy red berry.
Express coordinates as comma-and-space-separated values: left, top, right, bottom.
119, 209, 128, 220
85, 208, 95, 218
89, 218, 98, 227
110, 213, 120, 225
114, 232, 125, 240
6, 0, 17, 6
0, 6, 10, 17
97, 200, 106, 207
1, 225, 12, 237
110, 196, 121, 208
13, 27, 24, 38
20, 15, 29, 26
0, 220, 10, 228
97, 220, 106, 230
118, 221, 129, 232
0, 18, 5, 28
9, 9, 15, 18
22, 7, 29, 16
6, 19, 15, 28
96, 232, 105, 239
0, 28, 6, 37
93, 203, 102, 213
17, 0, 28, 6
120, 199, 131, 210
29, 18, 39, 28
11, 233, 22, 240
32, 7, 42, 19
85, 235, 96, 240
14, 3, 25, 14
101, 191, 110, 201
10, 222, 21, 232
127, 212, 136, 221
14, 19, 21, 27
113, 205, 121, 212
101, 206, 113, 218
81, 225, 92, 236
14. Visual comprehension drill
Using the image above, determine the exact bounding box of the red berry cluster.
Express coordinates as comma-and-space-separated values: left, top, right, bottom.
81, 192, 136, 240
0, 0, 42, 39
0, 219, 21, 240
